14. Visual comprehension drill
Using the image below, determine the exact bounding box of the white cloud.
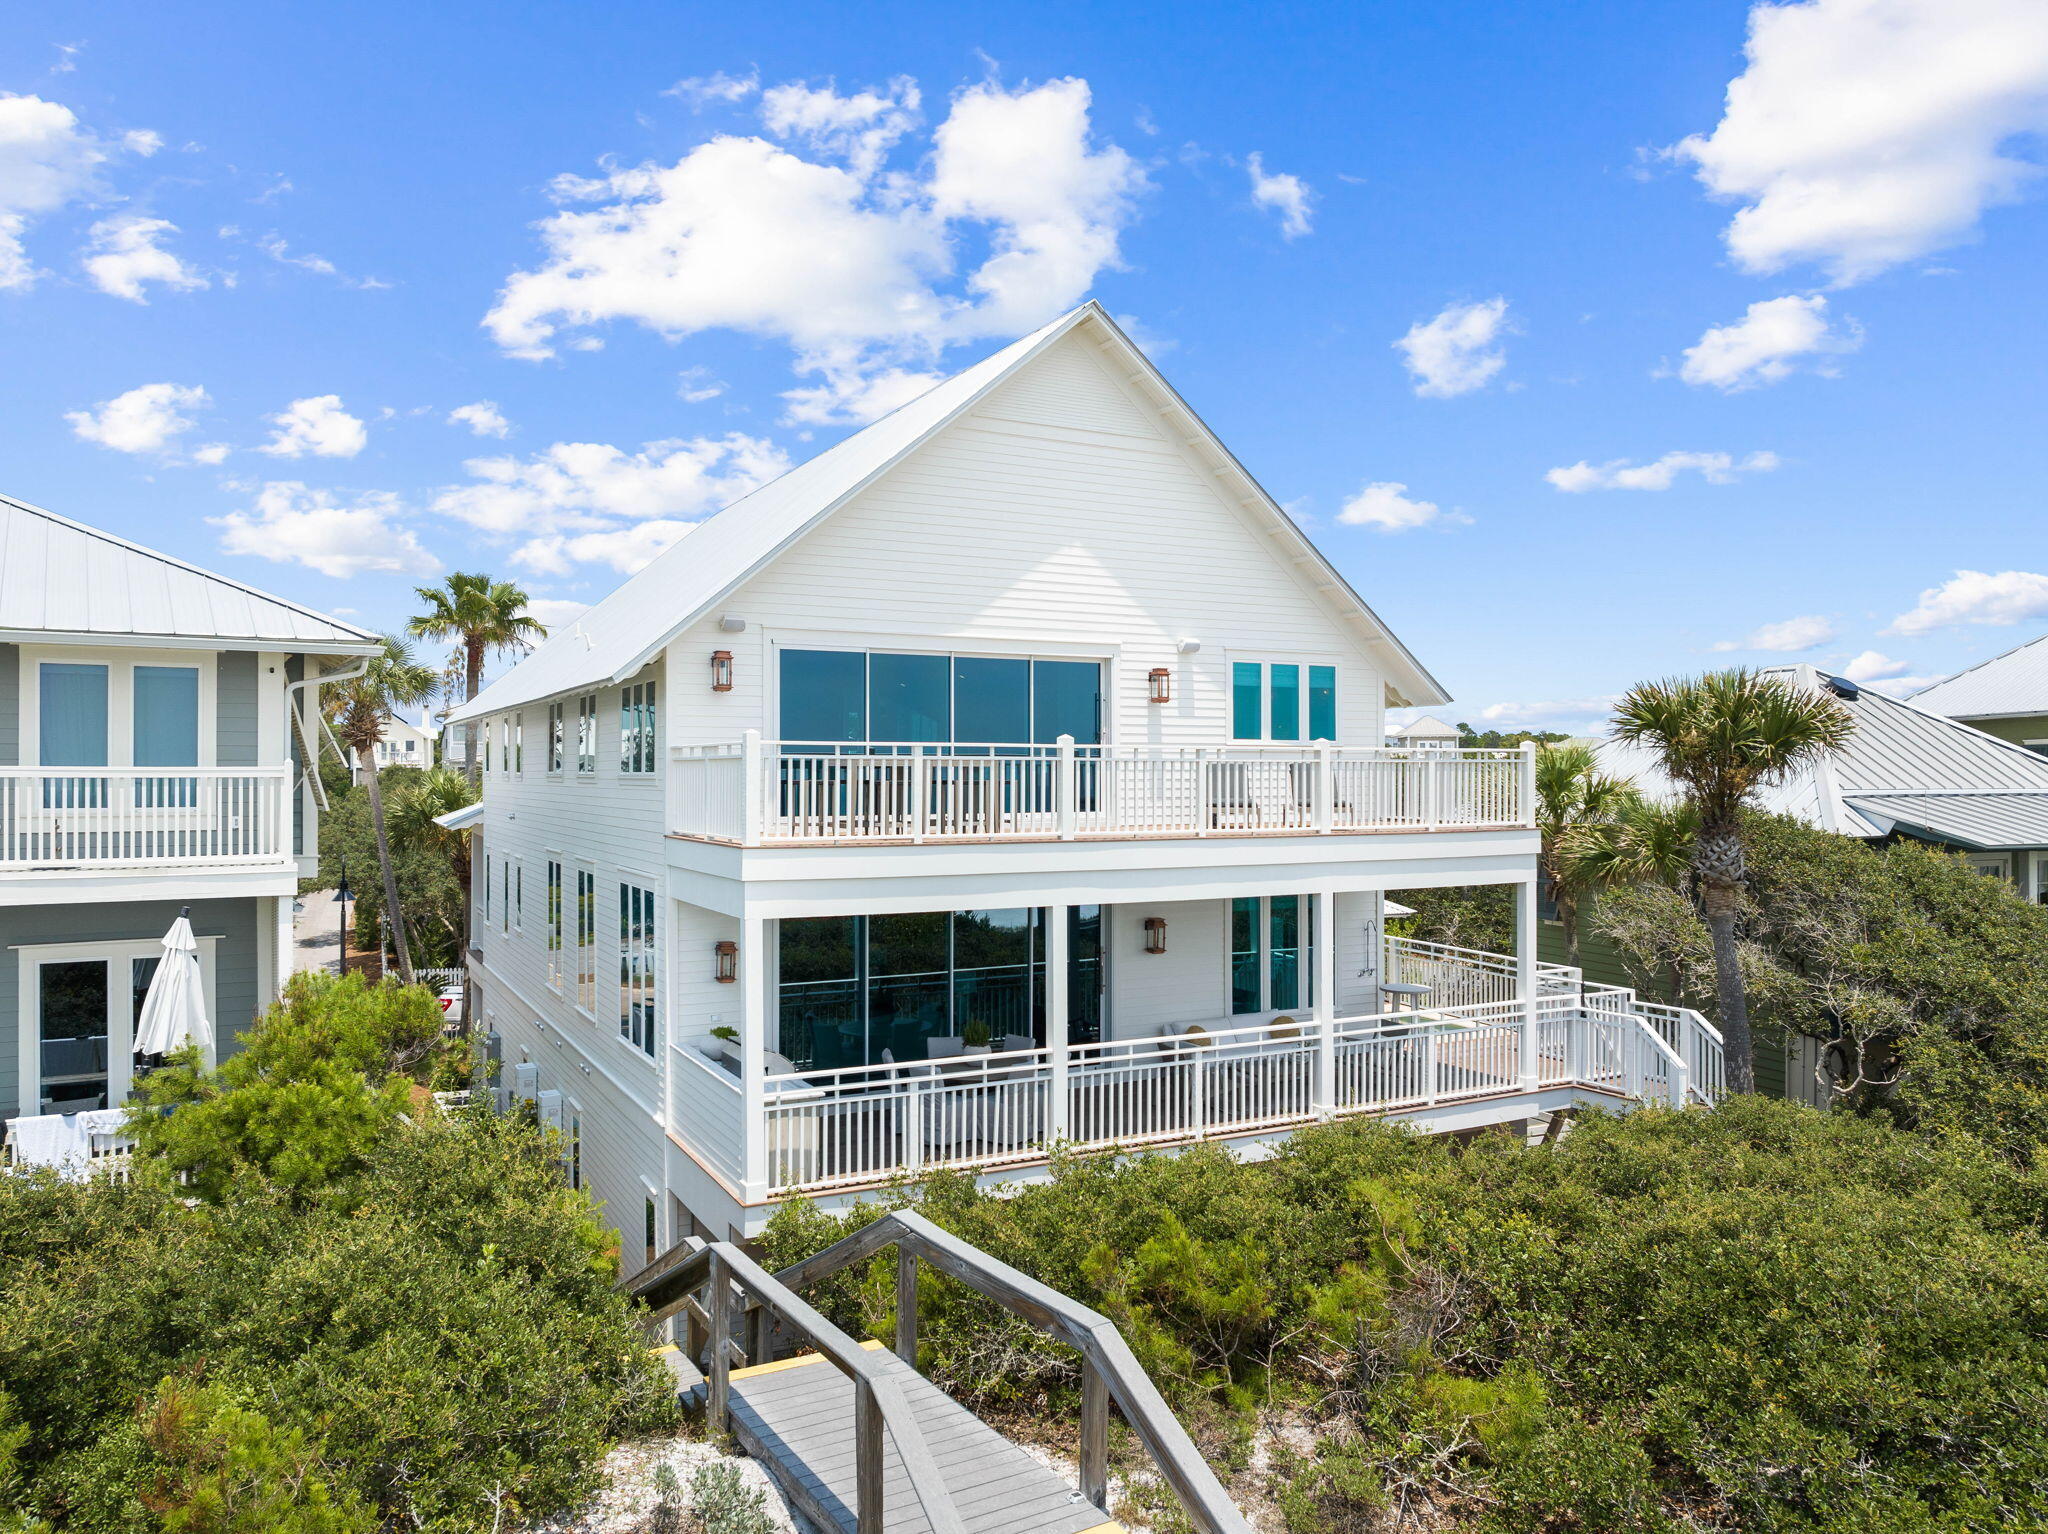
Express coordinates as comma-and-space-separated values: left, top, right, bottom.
513, 522, 701, 575
676, 366, 726, 402
1887, 569, 2048, 635
447, 400, 511, 438
0, 92, 155, 289
1335, 480, 1468, 533
211, 483, 439, 578
431, 433, 788, 575
1678, 294, 1861, 390
80, 215, 207, 302
484, 74, 1145, 414
255, 233, 389, 290
258, 395, 368, 458
760, 77, 920, 179
1394, 297, 1512, 398
1546, 449, 1780, 492
1245, 152, 1314, 238
666, 70, 759, 108
64, 381, 209, 455
1478, 697, 1620, 730
1672, 0, 2048, 284
525, 597, 590, 630
192, 442, 230, 465
1711, 614, 1838, 652
1870, 673, 1947, 697
1842, 649, 1911, 681
780, 359, 943, 426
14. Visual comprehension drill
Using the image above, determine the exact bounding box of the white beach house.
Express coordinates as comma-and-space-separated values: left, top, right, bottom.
447, 304, 1719, 1254
0, 493, 379, 1132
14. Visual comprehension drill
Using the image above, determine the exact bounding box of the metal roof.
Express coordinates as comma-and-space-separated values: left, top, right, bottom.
448, 302, 1448, 724
1598, 664, 2048, 845
0, 492, 381, 653
1393, 715, 1461, 738
1908, 632, 2048, 720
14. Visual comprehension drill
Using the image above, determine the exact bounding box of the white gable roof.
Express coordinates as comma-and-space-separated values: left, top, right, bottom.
1908, 632, 2048, 720
1393, 715, 1461, 739
0, 492, 380, 653
1598, 664, 2048, 848
449, 303, 1447, 724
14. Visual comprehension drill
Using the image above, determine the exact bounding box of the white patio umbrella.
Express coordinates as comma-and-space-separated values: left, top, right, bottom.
134, 908, 213, 1059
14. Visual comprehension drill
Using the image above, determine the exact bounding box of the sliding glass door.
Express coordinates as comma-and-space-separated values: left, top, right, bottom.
777, 906, 1106, 1071
779, 648, 1103, 748
1230, 895, 1314, 1016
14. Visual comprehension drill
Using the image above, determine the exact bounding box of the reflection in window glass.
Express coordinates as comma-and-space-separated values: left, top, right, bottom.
780, 650, 867, 743
1232, 663, 1263, 740
1032, 660, 1102, 744
870, 653, 951, 743
1230, 897, 1261, 1015
953, 657, 1031, 744
1270, 665, 1300, 742
1308, 666, 1336, 741
1269, 895, 1302, 1010
39, 959, 109, 1111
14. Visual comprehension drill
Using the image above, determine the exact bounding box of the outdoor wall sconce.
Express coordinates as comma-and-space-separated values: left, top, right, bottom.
1143, 917, 1168, 954
713, 940, 738, 983
710, 650, 734, 692
1148, 667, 1171, 704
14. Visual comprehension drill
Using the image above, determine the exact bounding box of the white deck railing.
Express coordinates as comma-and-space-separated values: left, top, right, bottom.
0, 767, 291, 871
671, 736, 1533, 845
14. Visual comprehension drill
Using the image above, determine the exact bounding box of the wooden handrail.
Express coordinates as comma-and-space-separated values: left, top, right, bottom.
623, 1240, 966, 1534
773, 1208, 1255, 1534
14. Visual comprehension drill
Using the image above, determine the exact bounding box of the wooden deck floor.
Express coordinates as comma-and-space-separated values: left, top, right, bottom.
727, 1341, 1121, 1534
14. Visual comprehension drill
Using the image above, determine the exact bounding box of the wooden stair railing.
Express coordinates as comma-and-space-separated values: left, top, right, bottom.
624, 1238, 966, 1534
772, 1209, 1254, 1534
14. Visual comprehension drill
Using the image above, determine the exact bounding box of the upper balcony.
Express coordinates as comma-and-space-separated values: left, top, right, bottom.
671, 737, 1533, 847
0, 766, 293, 880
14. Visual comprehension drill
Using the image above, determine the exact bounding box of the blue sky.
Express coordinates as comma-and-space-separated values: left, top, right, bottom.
6, 0, 2048, 730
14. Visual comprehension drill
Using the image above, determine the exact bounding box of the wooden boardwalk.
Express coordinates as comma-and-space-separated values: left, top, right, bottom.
727, 1341, 1121, 1534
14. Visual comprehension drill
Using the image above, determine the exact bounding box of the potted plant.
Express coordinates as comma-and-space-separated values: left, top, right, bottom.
961, 1020, 993, 1055
708, 1024, 741, 1064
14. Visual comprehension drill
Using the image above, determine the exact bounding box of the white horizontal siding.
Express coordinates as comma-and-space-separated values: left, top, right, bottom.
1107, 899, 1226, 1037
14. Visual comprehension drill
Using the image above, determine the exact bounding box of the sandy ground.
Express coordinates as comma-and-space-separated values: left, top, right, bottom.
525, 1433, 804, 1534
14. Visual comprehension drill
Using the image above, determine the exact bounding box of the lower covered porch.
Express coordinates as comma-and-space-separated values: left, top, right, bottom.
666, 886, 1724, 1210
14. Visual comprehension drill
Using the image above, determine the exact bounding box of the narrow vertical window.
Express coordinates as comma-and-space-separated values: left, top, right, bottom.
1269, 665, 1301, 742
1230, 897, 1261, 1015
481, 855, 492, 931
546, 860, 564, 987
1308, 666, 1337, 742
484, 721, 495, 774
621, 681, 657, 773
575, 867, 596, 1010
501, 859, 511, 936
513, 715, 524, 773
1269, 895, 1302, 1010
644, 1197, 658, 1266
576, 695, 597, 774
1231, 663, 1263, 741
548, 704, 565, 773
515, 864, 523, 930
619, 883, 657, 1054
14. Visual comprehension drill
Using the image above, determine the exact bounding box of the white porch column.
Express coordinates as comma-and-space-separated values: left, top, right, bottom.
274, 893, 296, 994
1515, 878, 1540, 1091
1313, 887, 1337, 1115
740, 913, 770, 1198
1046, 905, 1071, 1141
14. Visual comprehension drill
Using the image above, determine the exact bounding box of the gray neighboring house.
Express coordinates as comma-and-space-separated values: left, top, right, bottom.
1601, 662, 2048, 899
1909, 632, 2048, 757
0, 492, 379, 1122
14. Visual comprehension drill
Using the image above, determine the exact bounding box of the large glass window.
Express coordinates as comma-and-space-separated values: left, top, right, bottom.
546, 859, 564, 987
548, 704, 565, 773
618, 883, 657, 1054
38, 959, 110, 1112
576, 696, 597, 774
621, 682, 657, 773
1232, 662, 1336, 742
575, 867, 597, 1009
1230, 894, 1315, 1016
40, 663, 108, 766
775, 907, 1107, 1071
779, 650, 1101, 747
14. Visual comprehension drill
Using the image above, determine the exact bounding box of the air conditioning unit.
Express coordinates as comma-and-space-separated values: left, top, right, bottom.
512, 1062, 540, 1105
536, 1089, 564, 1131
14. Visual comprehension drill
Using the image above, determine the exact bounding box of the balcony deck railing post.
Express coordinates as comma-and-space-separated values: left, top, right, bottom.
1314, 743, 1334, 833
740, 731, 764, 847
1313, 887, 1337, 1116
1519, 738, 1537, 828
1056, 734, 1076, 840
1047, 904, 1072, 1141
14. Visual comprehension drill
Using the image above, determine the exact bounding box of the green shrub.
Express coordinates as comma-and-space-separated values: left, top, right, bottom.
683, 1461, 774, 1534
760, 1097, 2048, 1532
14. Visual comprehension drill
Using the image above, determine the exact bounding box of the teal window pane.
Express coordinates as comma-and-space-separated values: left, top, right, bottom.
953, 657, 1030, 744
1032, 660, 1102, 744
870, 653, 951, 743
39, 664, 107, 766
133, 666, 199, 767
1232, 663, 1263, 740
1269, 895, 1301, 1011
1270, 665, 1300, 742
780, 650, 866, 743
1231, 896, 1261, 1014
1308, 666, 1336, 741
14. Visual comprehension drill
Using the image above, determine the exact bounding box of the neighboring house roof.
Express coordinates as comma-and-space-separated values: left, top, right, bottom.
0, 492, 381, 653
1392, 715, 1461, 738
1908, 632, 2048, 720
1599, 663, 2048, 850
448, 302, 1448, 725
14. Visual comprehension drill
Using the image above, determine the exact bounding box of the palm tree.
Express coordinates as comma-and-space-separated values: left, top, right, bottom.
327, 637, 439, 984
1611, 670, 1853, 1093
389, 767, 480, 1028
409, 574, 548, 782
1533, 741, 1639, 958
